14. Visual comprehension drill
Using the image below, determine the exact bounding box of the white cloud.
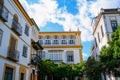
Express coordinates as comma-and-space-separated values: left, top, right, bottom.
19, 0, 120, 42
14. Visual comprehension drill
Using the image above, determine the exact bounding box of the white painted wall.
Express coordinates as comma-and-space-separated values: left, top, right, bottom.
43, 48, 81, 64
92, 11, 120, 58
0, 0, 33, 80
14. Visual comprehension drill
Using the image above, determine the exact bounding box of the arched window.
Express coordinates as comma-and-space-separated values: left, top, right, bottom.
61, 36, 67, 45
53, 36, 59, 45
45, 36, 51, 45
12, 14, 22, 36
39, 36, 43, 45
12, 14, 19, 27
69, 36, 75, 45
13, 14, 18, 23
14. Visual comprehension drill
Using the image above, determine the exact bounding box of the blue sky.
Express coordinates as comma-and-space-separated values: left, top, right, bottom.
20, 0, 120, 60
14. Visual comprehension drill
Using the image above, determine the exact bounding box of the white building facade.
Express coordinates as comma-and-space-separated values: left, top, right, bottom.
0, 0, 37, 80
91, 8, 120, 60
39, 31, 83, 64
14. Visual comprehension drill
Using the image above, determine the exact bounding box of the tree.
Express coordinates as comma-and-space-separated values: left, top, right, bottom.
85, 57, 102, 80
100, 25, 120, 77
72, 62, 85, 77
37, 59, 56, 80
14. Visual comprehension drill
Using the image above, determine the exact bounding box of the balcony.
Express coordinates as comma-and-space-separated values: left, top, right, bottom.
12, 21, 22, 36
0, 4, 8, 22
31, 54, 40, 65
7, 49, 20, 62
32, 41, 43, 50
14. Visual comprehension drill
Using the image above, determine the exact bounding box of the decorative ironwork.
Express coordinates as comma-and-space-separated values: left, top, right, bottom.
7, 49, 20, 62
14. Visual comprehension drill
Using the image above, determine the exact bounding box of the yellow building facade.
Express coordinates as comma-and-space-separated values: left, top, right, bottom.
39, 31, 83, 64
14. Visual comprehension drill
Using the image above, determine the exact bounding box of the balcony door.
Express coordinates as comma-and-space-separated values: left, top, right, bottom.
4, 67, 14, 80
9, 35, 17, 51
0, 0, 4, 12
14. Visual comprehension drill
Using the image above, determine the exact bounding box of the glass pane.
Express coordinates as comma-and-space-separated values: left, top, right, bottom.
4, 67, 13, 80
20, 73, 24, 80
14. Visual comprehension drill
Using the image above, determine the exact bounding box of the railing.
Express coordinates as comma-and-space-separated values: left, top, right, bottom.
39, 41, 76, 46
12, 20, 22, 36
0, 4, 8, 22
31, 54, 41, 65
7, 49, 20, 62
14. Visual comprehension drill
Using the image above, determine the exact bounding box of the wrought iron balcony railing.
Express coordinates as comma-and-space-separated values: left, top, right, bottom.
7, 49, 20, 62
12, 21, 22, 36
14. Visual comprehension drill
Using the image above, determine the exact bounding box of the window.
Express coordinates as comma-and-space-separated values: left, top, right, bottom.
9, 35, 17, 51
67, 52, 74, 62
45, 36, 51, 45
24, 24, 29, 36
101, 26, 104, 37
111, 21, 117, 32
39, 40, 43, 45
13, 14, 18, 23
53, 36, 59, 45
0, 0, 4, 11
0, 29, 3, 46
97, 33, 100, 43
22, 45, 28, 57
20, 73, 24, 80
4, 67, 14, 80
49, 51, 62, 61
39, 36, 43, 45
45, 40, 51, 45
69, 36, 75, 44
61, 36, 67, 45
53, 40, 59, 44
94, 38, 97, 47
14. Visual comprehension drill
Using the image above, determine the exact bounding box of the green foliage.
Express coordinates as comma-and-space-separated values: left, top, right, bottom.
37, 60, 85, 79
72, 62, 85, 77
100, 25, 120, 77
37, 59, 56, 80
85, 57, 102, 80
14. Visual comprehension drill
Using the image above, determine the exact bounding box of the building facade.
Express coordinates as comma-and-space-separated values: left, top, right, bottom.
39, 31, 83, 64
29, 19, 43, 80
0, 0, 42, 80
91, 8, 120, 60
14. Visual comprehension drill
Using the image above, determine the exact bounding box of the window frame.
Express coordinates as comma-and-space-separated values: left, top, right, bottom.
111, 21, 117, 32
61, 36, 67, 45
39, 36, 43, 45
22, 44, 28, 58
69, 36, 75, 45
45, 36, 51, 45
2, 63, 16, 80
0, 29, 3, 46
67, 52, 74, 62
24, 24, 29, 36
53, 36, 59, 45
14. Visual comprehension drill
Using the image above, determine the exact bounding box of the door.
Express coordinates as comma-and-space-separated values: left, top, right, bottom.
4, 67, 14, 80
